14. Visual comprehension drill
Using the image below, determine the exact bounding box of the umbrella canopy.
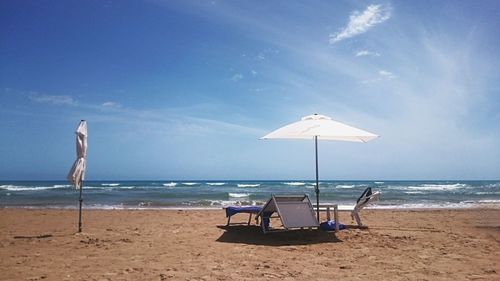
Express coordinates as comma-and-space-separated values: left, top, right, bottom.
261, 114, 378, 221
67, 120, 87, 189
261, 114, 378, 142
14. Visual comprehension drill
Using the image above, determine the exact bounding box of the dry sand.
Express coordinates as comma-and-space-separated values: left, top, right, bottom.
1, 208, 499, 281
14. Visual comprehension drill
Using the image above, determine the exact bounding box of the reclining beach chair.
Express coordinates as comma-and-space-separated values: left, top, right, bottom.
351, 187, 381, 227
256, 195, 319, 233
223, 206, 262, 226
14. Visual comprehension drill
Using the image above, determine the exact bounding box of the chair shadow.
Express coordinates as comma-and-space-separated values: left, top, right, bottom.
216, 225, 342, 246
344, 224, 369, 230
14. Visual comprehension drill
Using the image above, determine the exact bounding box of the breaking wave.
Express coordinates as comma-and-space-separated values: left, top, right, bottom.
237, 184, 260, 188
228, 193, 251, 198
283, 182, 306, 186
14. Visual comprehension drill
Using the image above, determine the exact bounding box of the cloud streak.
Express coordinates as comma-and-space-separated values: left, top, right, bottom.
361, 70, 396, 84
355, 50, 381, 57
29, 94, 77, 106
231, 73, 243, 82
330, 4, 391, 43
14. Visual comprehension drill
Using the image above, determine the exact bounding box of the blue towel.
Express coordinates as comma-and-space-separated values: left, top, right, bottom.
320, 220, 346, 231
225, 206, 262, 217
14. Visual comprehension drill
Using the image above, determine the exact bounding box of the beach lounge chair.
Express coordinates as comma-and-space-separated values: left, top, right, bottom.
351, 187, 381, 227
223, 206, 262, 226
256, 195, 319, 233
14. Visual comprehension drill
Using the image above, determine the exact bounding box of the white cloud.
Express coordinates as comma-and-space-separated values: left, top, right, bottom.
355, 50, 381, 57
250, 70, 257, 76
330, 4, 391, 43
30, 94, 77, 106
102, 101, 122, 108
379, 70, 396, 79
231, 73, 243, 82
361, 69, 396, 84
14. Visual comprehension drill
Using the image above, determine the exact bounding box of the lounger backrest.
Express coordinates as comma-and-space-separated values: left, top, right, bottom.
356, 187, 373, 204
258, 195, 319, 229
354, 188, 381, 211
277, 201, 319, 228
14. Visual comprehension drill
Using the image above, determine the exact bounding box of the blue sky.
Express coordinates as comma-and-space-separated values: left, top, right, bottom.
1, 0, 499, 180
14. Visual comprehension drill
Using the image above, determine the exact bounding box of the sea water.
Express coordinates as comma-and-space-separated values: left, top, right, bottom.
0, 180, 499, 210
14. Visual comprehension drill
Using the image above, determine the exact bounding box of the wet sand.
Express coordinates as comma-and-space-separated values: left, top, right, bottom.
1, 208, 499, 280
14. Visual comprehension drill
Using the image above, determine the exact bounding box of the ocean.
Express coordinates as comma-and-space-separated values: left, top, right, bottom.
1, 180, 499, 210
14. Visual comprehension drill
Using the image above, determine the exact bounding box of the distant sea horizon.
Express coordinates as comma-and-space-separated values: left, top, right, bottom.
1, 180, 499, 210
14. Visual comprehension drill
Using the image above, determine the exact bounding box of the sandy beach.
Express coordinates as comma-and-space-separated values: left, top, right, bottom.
1, 208, 499, 281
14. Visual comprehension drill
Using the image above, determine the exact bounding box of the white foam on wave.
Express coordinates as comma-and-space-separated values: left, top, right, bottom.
478, 199, 500, 204
336, 184, 356, 189
387, 183, 468, 191
409, 183, 468, 191
115, 186, 135, 189
182, 182, 198, 186
53, 184, 71, 188
0, 185, 65, 191
237, 184, 260, 188
369, 201, 499, 209
101, 183, 120, 187
404, 191, 425, 194
374, 181, 384, 184
163, 182, 177, 187
228, 193, 251, 198
475, 191, 500, 195
284, 182, 306, 186
207, 182, 225, 186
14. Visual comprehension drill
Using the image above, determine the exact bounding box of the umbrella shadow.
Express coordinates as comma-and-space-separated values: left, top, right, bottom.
13, 234, 53, 239
216, 225, 342, 246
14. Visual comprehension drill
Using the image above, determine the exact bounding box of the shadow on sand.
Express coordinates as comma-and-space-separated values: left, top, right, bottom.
216, 225, 342, 246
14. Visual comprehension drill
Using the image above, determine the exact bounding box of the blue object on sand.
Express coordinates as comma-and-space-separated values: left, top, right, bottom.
320, 220, 345, 231
225, 206, 262, 217
224, 206, 263, 226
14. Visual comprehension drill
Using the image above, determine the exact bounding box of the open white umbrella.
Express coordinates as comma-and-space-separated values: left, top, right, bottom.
67, 120, 87, 232
261, 114, 378, 221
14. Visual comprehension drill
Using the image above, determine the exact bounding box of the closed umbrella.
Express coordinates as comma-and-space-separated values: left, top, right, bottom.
67, 120, 87, 233
261, 114, 378, 221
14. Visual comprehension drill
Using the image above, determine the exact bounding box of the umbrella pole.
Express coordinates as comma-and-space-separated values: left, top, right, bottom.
78, 180, 83, 233
315, 136, 320, 221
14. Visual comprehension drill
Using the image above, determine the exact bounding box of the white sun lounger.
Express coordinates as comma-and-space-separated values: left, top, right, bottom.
256, 195, 319, 233
351, 187, 381, 227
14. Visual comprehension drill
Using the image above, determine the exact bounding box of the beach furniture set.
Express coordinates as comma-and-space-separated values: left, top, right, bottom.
224, 187, 380, 233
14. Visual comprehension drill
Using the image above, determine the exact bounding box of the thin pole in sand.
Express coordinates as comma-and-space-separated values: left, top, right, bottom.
315, 136, 320, 222
78, 178, 83, 233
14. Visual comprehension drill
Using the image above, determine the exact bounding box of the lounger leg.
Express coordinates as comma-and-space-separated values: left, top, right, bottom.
227, 216, 231, 226
352, 211, 362, 226
334, 206, 339, 232
248, 214, 252, 225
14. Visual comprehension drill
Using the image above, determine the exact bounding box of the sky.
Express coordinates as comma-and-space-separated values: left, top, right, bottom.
1, 0, 499, 180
